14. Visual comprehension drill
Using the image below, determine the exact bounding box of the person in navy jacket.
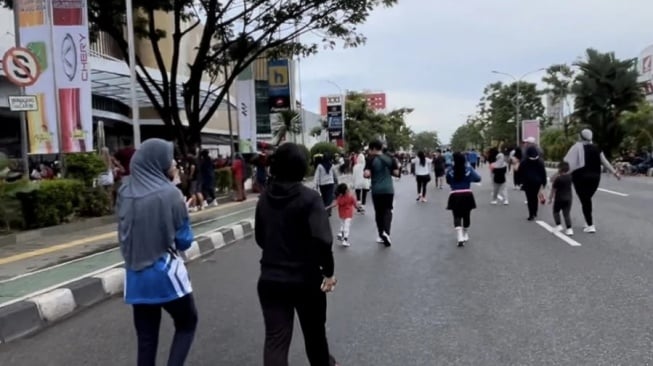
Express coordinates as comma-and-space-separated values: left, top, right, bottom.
446, 152, 482, 246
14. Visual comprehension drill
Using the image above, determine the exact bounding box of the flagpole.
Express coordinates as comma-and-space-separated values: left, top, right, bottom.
125, 0, 140, 148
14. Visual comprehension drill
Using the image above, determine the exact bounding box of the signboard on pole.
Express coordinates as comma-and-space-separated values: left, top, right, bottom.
2, 47, 41, 87
267, 59, 290, 112
325, 95, 344, 146
521, 120, 541, 145
236, 64, 257, 152
8, 95, 38, 111
15, 0, 60, 154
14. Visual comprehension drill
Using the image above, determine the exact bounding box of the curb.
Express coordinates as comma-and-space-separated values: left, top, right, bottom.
0, 218, 255, 344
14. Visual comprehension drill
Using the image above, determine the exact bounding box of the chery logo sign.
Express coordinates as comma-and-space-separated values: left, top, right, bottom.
61, 33, 77, 81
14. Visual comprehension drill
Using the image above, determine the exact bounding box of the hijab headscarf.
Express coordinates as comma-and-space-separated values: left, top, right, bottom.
527, 146, 539, 160
564, 128, 593, 172
494, 153, 507, 169
118, 138, 187, 271
319, 153, 333, 173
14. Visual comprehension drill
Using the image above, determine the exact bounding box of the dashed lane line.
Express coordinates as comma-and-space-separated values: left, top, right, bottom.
535, 220, 582, 247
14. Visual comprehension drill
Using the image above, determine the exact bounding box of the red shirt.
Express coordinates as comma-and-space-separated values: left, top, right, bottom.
336, 194, 356, 219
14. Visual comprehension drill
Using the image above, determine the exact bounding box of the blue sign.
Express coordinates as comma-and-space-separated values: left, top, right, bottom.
267, 59, 290, 98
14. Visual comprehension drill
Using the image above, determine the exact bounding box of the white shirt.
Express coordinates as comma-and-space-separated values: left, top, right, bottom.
412, 158, 432, 176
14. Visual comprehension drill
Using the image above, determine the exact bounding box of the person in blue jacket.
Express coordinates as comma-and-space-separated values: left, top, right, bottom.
118, 138, 198, 366
446, 152, 481, 247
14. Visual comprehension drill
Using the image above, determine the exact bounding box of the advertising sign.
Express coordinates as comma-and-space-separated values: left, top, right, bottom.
267, 59, 290, 112
236, 64, 257, 150
15, 0, 59, 154
325, 95, 344, 143
50, 0, 93, 153
521, 120, 540, 145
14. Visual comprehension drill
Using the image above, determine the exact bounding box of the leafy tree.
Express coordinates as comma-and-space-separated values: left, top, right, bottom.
272, 110, 302, 146
309, 125, 324, 138
344, 93, 413, 152
411, 131, 440, 153
474, 81, 545, 145
539, 127, 576, 162
450, 123, 483, 152
542, 64, 576, 136
573, 48, 643, 158
1, 0, 397, 151
619, 101, 653, 151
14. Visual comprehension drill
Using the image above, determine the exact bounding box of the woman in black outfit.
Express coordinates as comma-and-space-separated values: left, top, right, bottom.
563, 129, 620, 233
255, 143, 339, 366
520, 146, 547, 220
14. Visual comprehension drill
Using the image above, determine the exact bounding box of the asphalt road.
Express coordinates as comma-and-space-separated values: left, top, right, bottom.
2, 170, 653, 365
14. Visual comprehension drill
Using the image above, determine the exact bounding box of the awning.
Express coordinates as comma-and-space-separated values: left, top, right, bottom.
89, 50, 236, 109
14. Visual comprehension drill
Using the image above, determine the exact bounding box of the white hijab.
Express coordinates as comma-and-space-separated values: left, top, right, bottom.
564, 129, 593, 172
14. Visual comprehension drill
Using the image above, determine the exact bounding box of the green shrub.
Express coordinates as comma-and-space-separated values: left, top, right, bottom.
17, 179, 84, 229
310, 142, 341, 161
64, 153, 107, 186
215, 167, 233, 193
540, 128, 576, 163
78, 187, 112, 217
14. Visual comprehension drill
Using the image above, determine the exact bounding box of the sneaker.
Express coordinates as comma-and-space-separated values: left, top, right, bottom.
554, 225, 564, 232
341, 239, 350, 247
462, 230, 469, 242
490, 200, 498, 205
456, 227, 465, 246
583, 225, 596, 233
421, 197, 428, 203
503, 200, 509, 205
337, 232, 344, 241
381, 232, 392, 247
376, 237, 385, 244
565, 228, 574, 236
416, 195, 421, 201
209, 200, 219, 207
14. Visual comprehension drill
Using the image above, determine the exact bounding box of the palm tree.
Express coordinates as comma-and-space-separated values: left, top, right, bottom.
573, 48, 644, 158
272, 110, 303, 146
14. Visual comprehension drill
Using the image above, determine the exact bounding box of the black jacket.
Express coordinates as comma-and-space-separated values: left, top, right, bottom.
519, 158, 547, 189
255, 181, 334, 284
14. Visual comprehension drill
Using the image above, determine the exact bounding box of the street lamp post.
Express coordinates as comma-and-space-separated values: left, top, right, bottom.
125, 0, 141, 148
491, 68, 544, 146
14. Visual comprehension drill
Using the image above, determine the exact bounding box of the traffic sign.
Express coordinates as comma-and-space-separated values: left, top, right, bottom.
8, 95, 38, 111
2, 47, 41, 87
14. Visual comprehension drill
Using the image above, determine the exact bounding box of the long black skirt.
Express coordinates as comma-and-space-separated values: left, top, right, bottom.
447, 191, 476, 212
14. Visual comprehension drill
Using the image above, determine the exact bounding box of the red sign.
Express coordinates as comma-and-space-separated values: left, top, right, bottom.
2, 47, 41, 87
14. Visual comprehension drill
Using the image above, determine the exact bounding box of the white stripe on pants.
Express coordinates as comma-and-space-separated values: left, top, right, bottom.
492, 183, 507, 201
339, 218, 352, 239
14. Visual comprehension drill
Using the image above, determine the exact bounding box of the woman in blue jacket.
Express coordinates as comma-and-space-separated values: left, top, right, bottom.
118, 138, 198, 366
446, 152, 481, 247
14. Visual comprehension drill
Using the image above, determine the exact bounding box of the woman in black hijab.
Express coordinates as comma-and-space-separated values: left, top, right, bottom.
519, 146, 547, 221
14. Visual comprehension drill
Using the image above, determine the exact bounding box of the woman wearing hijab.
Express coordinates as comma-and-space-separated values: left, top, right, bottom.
490, 153, 509, 205
411, 151, 432, 202
563, 128, 620, 233
352, 151, 370, 211
519, 146, 548, 221
446, 152, 481, 246
117, 138, 198, 366
256, 143, 339, 366
313, 153, 337, 216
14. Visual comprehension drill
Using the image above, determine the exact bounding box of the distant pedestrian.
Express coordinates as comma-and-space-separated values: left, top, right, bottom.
563, 128, 620, 233
412, 151, 432, 202
314, 154, 338, 216
446, 152, 481, 247
548, 161, 574, 236
352, 152, 370, 213
364, 140, 400, 247
200, 150, 218, 207
255, 143, 339, 366
467, 148, 479, 169
433, 149, 446, 189
326, 183, 358, 247
490, 153, 509, 205
117, 138, 198, 366
520, 146, 548, 221
443, 148, 453, 171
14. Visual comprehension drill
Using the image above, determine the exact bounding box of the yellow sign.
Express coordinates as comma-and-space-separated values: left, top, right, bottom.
268, 65, 289, 87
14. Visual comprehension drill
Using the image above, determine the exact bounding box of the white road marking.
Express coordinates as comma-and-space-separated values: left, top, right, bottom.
597, 188, 629, 197
536, 220, 582, 247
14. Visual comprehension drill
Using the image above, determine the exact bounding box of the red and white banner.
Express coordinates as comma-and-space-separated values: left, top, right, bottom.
50, 0, 93, 153
521, 120, 540, 145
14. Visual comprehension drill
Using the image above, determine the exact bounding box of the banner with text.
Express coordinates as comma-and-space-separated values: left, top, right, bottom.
236, 64, 257, 152
16, 0, 60, 154
50, 0, 93, 153
325, 95, 344, 143
267, 59, 290, 113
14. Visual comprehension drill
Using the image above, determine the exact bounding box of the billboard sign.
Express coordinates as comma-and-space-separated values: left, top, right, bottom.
325, 95, 344, 142
267, 59, 290, 112
521, 120, 540, 145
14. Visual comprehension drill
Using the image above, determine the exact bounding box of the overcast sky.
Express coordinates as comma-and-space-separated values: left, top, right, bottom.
298, 0, 653, 143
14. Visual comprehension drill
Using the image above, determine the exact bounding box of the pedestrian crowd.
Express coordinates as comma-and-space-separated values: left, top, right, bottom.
115, 127, 621, 365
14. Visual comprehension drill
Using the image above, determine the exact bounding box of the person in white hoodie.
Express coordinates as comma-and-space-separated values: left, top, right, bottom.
314, 154, 338, 216
352, 152, 370, 213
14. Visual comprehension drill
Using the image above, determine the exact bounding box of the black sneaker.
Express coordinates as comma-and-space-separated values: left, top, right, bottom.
381, 232, 392, 247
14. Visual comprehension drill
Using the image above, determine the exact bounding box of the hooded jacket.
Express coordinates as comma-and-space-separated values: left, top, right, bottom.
255, 181, 334, 284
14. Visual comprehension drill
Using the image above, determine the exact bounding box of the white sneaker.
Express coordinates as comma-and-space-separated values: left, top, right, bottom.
490, 200, 498, 205
376, 237, 385, 244
341, 239, 350, 247
565, 228, 574, 236
583, 225, 596, 233
209, 200, 219, 207
554, 225, 564, 232
381, 232, 392, 247
455, 227, 465, 245
503, 200, 509, 205
462, 230, 469, 242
